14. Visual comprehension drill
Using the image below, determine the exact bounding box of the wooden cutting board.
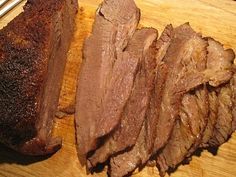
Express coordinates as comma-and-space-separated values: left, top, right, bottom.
0, 0, 236, 177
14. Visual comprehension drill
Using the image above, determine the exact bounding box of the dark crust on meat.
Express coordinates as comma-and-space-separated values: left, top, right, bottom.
0, 4, 52, 149
0, 0, 77, 155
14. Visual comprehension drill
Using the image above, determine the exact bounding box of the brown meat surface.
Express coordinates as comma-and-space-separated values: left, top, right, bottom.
75, 0, 140, 156
0, 0, 78, 155
156, 87, 208, 176
209, 86, 233, 146
200, 89, 218, 147
152, 24, 206, 156
204, 38, 235, 87
75, 0, 236, 174
202, 38, 235, 147
87, 28, 158, 168
109, 25, 173, 177
156, 25, 209, 176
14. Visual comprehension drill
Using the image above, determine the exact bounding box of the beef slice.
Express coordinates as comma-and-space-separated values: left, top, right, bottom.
88, 28, 158, 168
109, 25, 173, 177
75, 0, 140, 156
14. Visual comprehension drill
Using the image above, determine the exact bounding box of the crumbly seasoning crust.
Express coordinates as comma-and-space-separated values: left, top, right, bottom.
0, 0, 73, 152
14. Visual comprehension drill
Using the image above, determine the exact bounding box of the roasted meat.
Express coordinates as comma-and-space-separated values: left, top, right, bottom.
0, 0, 78, 155
75, 0, 140, 156
75, 0, 236, 176
109, 25, 173, 177
88, 28, 158, 169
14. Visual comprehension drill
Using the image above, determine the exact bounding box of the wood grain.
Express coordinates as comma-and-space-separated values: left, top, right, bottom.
0, 0, 236, 177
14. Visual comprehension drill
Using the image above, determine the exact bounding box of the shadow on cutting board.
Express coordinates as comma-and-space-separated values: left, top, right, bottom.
0, 144, 53, 165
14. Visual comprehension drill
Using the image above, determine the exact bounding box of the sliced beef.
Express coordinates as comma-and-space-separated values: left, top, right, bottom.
201, 38, 235, 147
151, 24, 210, 160
74, 0, 236, 174
175, 38, 235, 92
109, 25, 173, 177
186, 88, 209, 156
155, 31, 236, 176
155, 25, 209, 176
207, 40, 235, 146
75, 0, 140, 156
203, 38, 235, 87
200, 89, 218, 147
87, 28, 158, 168
0, 0, 78, 155
156, 87, 208, 176
208, 86, 233, 146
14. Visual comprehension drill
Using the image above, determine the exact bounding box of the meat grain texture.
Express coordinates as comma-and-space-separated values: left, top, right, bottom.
75, 0, 140, 156
76, 0, 236, 177
0, 0, 78, 155
88, 28, 158, 169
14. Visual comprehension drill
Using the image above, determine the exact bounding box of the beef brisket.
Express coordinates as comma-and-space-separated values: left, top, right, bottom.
203, 38, 235, 87
0, 0, 78, 155
80, 21, 235, 176
152, 24, 209, 159
156, 87, 208, 176
155, 33, 235, 175
202, 38, 235, 147
109, 25, 173, 177
87, 28, 158, 168
75, 0, 140, 156
200, 89, 218, 147
155, 25, 209, 176
75, 0, 236, 175
109, 64, 168, 177
209, 86, 233, 146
